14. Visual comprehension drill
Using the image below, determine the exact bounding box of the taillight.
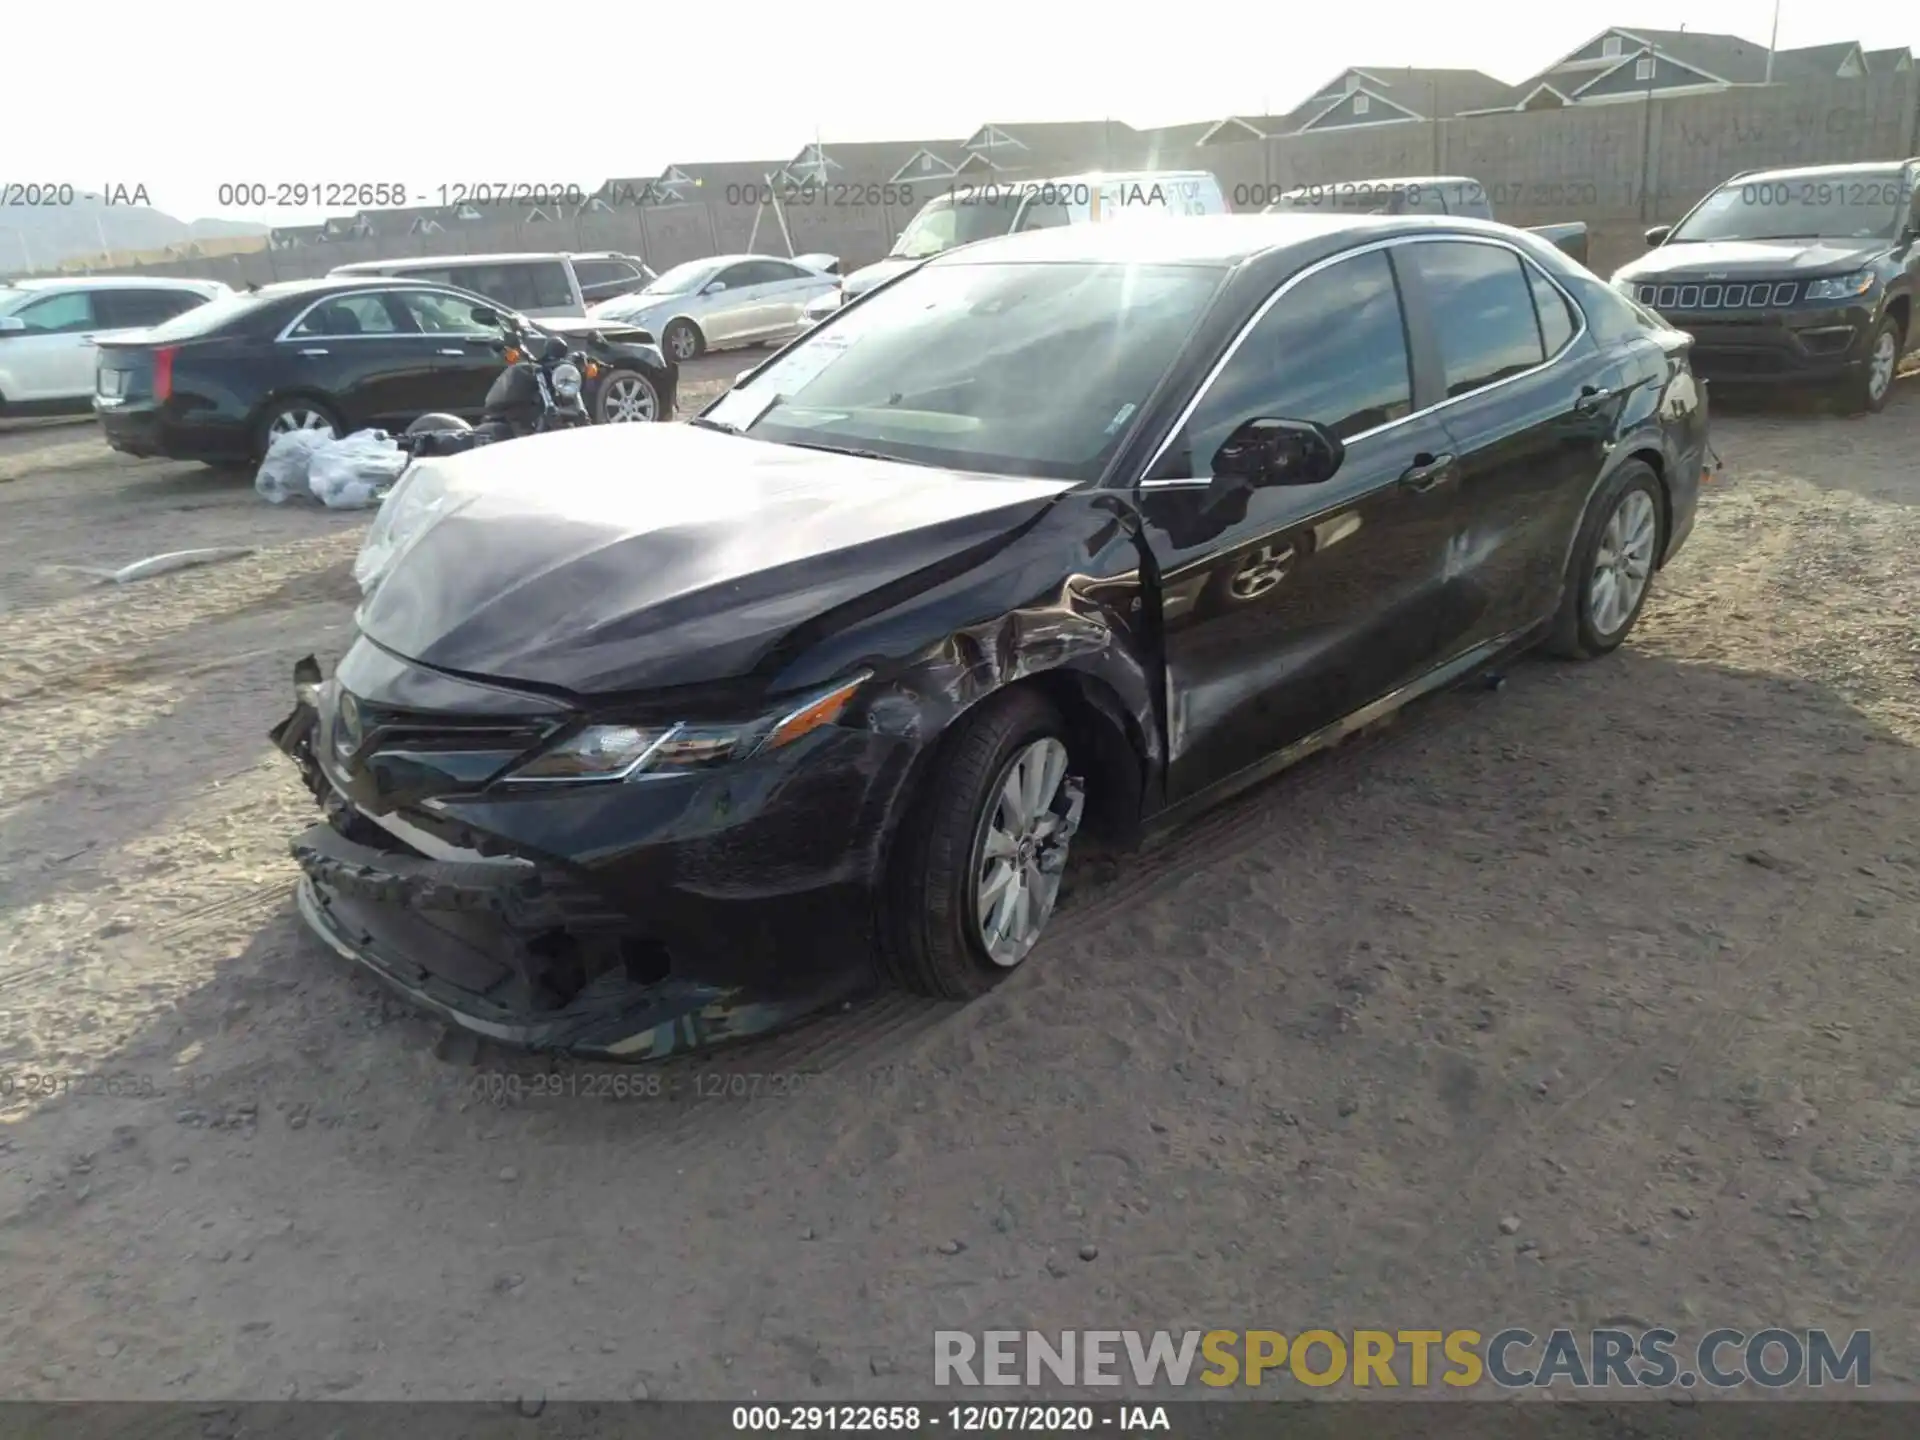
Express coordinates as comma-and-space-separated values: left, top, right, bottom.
152, 346, 176, 402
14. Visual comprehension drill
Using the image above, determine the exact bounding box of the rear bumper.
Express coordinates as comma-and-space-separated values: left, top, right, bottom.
96, 403, 248, 461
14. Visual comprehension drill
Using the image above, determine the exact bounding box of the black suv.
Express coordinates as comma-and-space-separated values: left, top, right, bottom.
1613, 159, 1920, 412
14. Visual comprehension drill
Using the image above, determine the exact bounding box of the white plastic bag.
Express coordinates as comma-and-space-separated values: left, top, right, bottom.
254, 428, 332, 504
308, 429, 409, 510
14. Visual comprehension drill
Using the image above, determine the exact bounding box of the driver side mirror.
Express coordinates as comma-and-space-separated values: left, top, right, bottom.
0, 316, 25, 334
702, 280, 728, 295
1644, 224, 1672, 247
468, 305, 499, 326
1210, 417, 1344, 488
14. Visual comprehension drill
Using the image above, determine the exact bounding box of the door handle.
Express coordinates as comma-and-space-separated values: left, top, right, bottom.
299, 347, 329, 356
1574, 384, 1612, 414
1397, 452, 1457, 493
436, 347, 464, 356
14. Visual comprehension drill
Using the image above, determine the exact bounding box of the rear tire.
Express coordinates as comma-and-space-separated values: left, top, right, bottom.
662, 319, 704, 363
880, 689, 1085, 1000
253, 398, 342, 462
1546, 461, 1664, 660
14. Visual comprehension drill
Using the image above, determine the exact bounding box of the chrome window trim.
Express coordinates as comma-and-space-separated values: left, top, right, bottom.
275, 286, 496, 343
1137, 232, 1589, 489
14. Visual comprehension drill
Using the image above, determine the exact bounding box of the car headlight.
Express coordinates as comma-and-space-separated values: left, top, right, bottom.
504, 674, 870, 783
551, 361, 583, 400
1804, 270, 1876, 300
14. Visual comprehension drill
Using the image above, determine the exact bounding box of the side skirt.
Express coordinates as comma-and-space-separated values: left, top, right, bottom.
1141, 624, 1544, 842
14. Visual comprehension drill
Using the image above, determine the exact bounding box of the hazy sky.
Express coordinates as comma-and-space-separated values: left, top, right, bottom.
13, 1, 1917, 223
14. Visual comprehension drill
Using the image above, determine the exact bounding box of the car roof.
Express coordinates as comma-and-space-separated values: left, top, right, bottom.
3, 275, 224, 292
332, 252, 586, 270
244, 275, 486, 299
1736, 159, 1914, 182
930, 211, 1512, 268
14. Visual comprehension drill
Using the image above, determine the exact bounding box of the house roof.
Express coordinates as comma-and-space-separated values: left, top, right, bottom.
1135, 120, 1217, 152
789, 138, 962, 172
1865, 46, 1911, 71
964, 120, 1144, 153
1350, 67, 1517, 115
1770, 41, 1864, 79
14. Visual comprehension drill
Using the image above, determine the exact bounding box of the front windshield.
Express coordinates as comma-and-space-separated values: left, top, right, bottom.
1669, 171, 1908, 242
890, 194, 1024, 259
0, 286, 33, 318
700, 260, 1223, 482
639, 259, 723, 296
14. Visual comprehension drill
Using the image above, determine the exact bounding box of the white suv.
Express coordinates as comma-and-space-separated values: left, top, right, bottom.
0, 276, 230, 417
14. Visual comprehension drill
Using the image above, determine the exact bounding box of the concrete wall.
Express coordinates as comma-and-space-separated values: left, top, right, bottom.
36, 72, 1920, 290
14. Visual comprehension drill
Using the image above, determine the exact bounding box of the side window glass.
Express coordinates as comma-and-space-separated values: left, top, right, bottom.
461, 265, 535, 310
1176, 248, 1412, 474
711, 265, 752, 291
17, 290, 96, 333
1016, 201, 1072, 231
1525, 262, 1578, 358
395, 289, 490, 334
290, 293, 400, 338
1405, 241, 1546, 397
528, 262, 574, 308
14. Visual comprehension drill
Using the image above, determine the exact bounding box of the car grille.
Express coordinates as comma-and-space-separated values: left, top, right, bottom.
1637, 280, 1799, 311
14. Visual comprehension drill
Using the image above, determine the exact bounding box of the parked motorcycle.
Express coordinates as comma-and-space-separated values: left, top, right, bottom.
400, 306, 593, 457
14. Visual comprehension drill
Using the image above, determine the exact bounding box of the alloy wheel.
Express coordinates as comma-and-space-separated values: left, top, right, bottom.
1587, 488, 1657, 637
972, 737, 1076, 968
1868, 329, 1897, 404
269, 407, 336, 439
668, 326, 699, 362
601, 375, 657, 423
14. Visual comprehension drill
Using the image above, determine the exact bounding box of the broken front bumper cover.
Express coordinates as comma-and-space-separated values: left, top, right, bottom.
274, 692, 867, 1062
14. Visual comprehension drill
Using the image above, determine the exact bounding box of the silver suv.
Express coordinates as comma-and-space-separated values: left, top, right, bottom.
327, 252, 657, 319
0, 276, 230, 416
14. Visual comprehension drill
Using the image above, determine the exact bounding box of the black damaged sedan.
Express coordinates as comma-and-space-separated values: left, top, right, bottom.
273, 214, 1709, 1060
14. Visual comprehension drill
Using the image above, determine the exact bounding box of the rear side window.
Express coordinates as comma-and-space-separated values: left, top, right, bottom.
575, 259, 642, 299
97, 289, 207, 328
1174, 248, 1413, 471
440, 262, 573, 311
1403, 240, 1545, 397
1524, 264, 1578, 357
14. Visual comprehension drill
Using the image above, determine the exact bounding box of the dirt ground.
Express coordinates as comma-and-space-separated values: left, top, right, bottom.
2, 358, 1918, 1404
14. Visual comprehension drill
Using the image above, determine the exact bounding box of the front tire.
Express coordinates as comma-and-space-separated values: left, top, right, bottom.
1546, 461, 1664, 660
1841, 314, 1903, 415
594, 369, 662, 423
881, 689, 1085, 1000
661, 319, 704, 363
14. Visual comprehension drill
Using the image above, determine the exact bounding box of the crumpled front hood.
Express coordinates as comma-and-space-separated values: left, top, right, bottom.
1616, 238, 1888, 282
357, 422, 1075, 695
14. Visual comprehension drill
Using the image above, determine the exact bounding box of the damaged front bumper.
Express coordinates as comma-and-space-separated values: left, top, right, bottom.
269, 661, 898, 1061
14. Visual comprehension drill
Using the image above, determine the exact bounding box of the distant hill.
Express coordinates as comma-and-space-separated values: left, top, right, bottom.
0, 190, 269, 274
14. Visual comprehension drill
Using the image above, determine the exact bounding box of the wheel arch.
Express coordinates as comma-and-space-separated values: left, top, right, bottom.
1621, 444, 1673, 568
1883, 290, 1910, 343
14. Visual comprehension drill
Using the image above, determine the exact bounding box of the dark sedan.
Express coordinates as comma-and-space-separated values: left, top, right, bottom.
94, 276, 678, 465
272, 213, 1709, 1060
